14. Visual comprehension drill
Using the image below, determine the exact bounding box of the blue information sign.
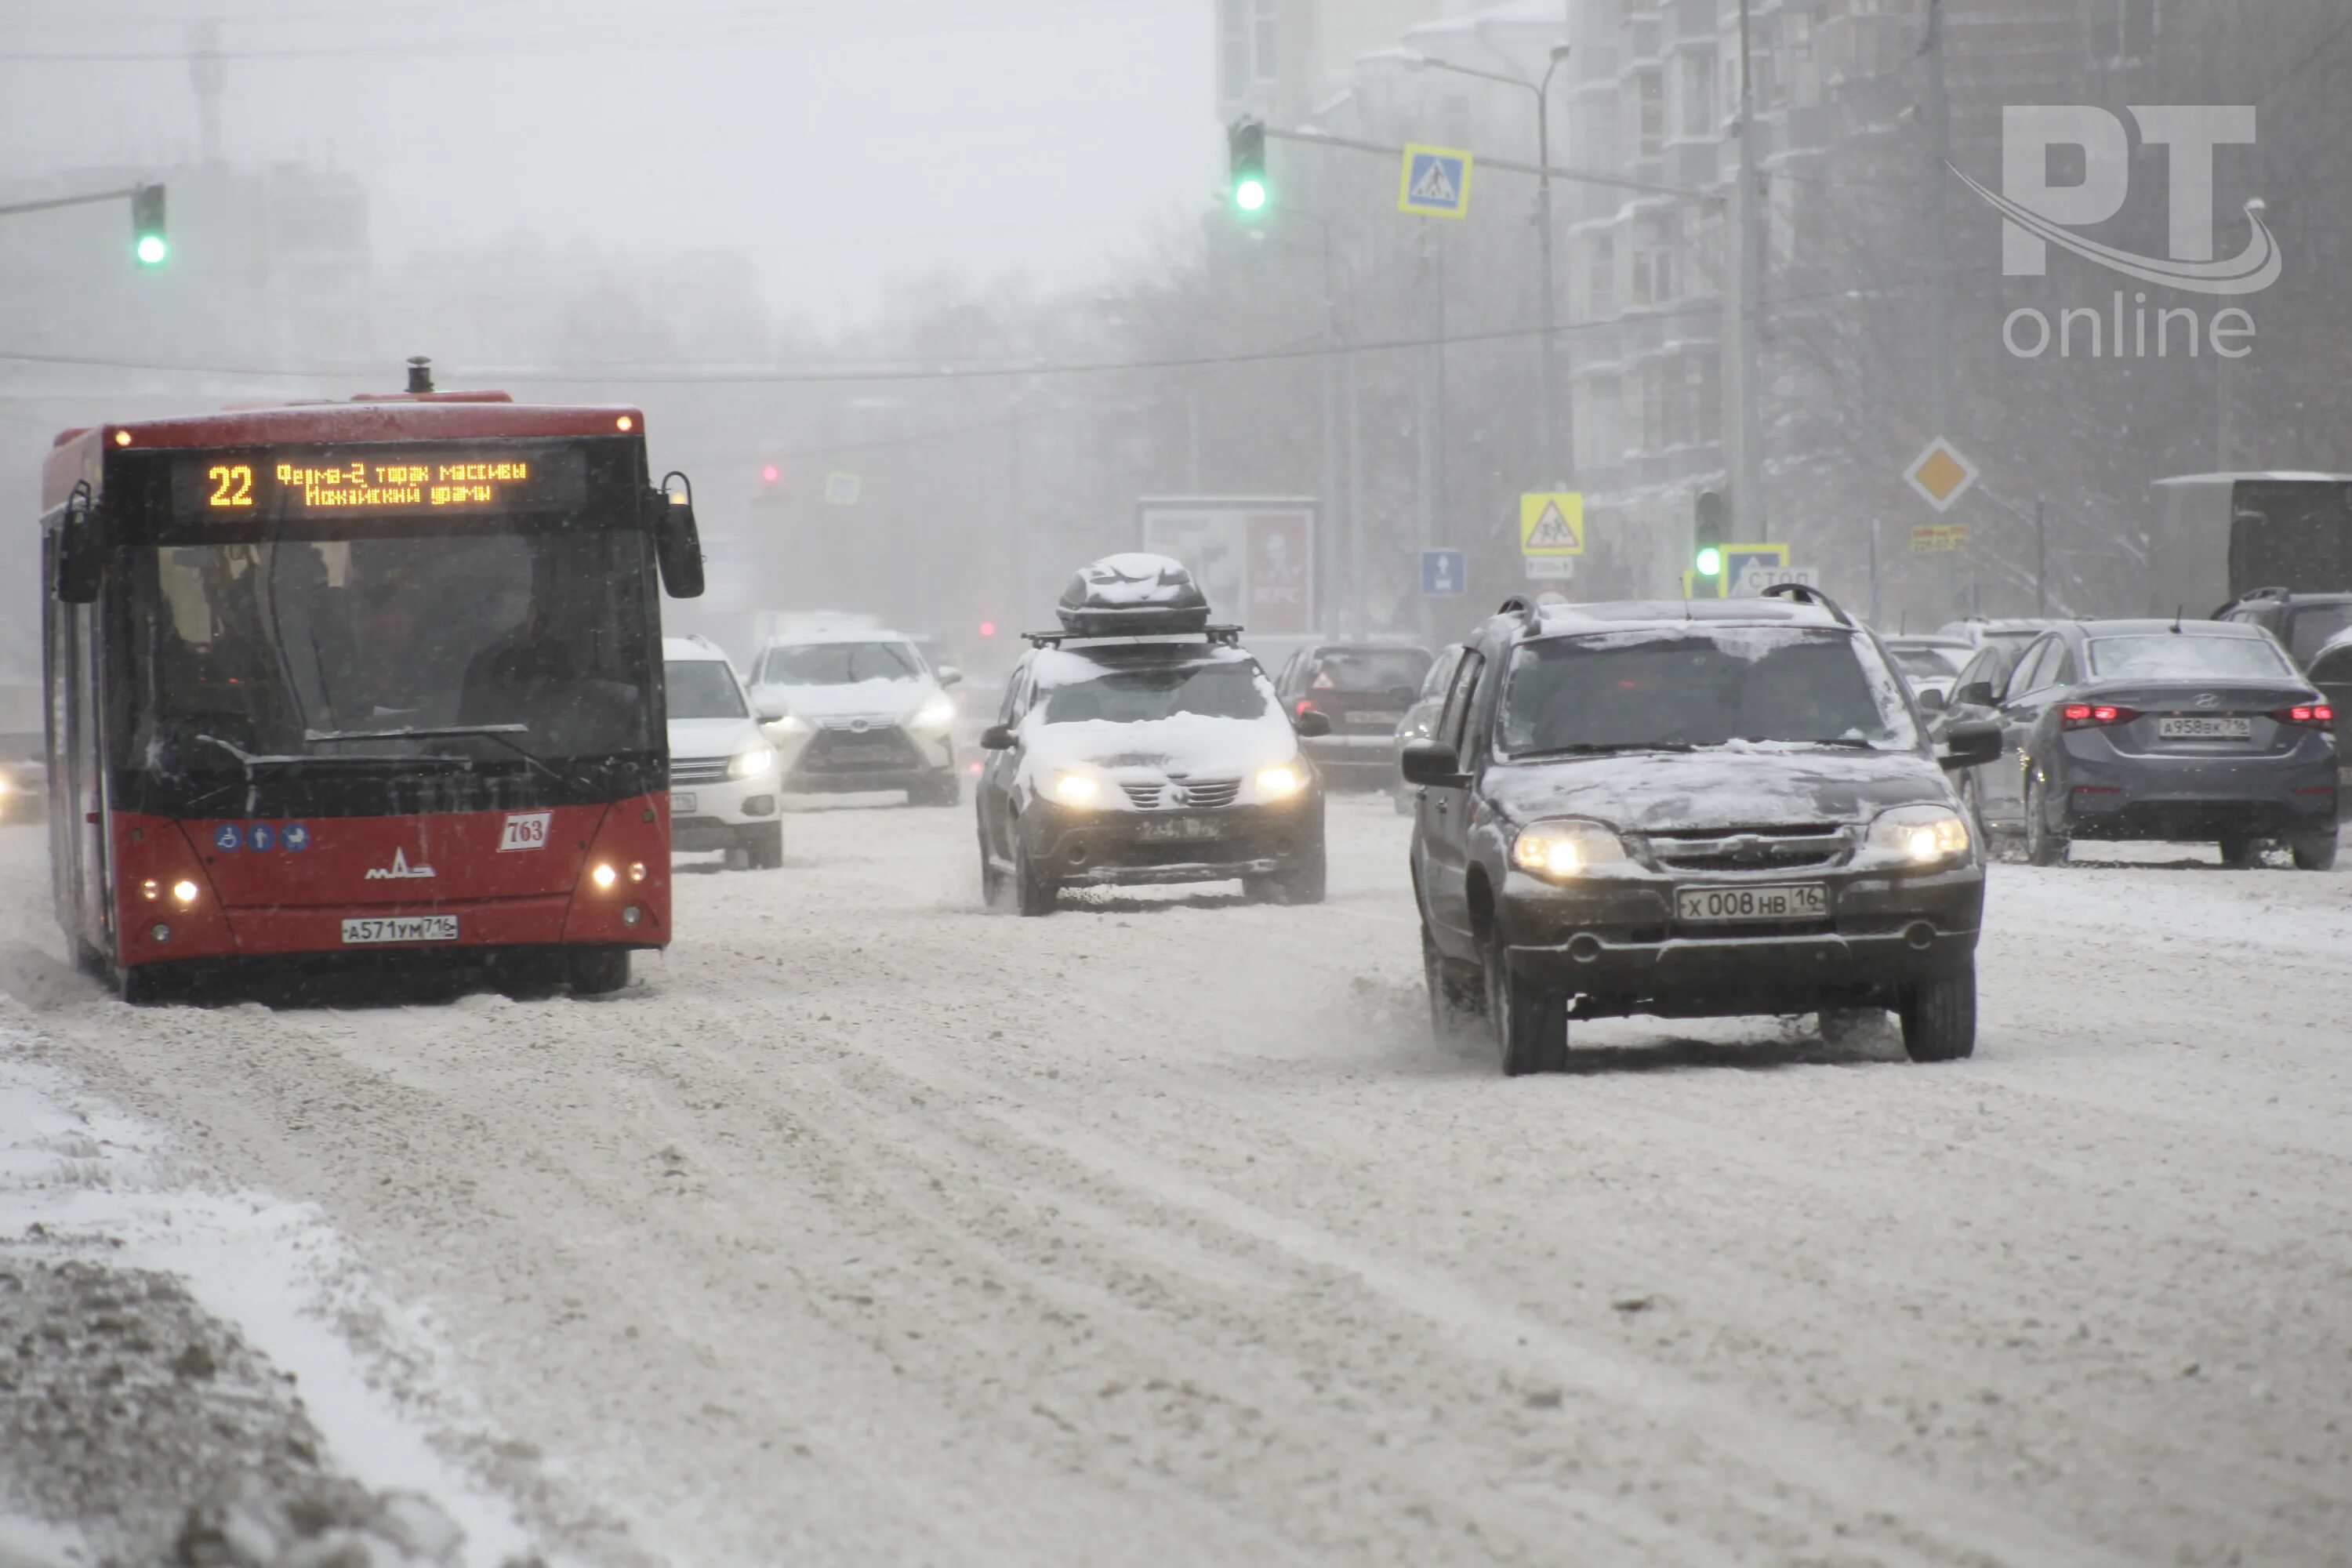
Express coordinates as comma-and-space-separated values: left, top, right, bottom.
1421, 548, 1467, 597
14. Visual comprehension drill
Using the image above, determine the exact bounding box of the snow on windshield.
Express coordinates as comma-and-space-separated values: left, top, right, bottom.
2086, 636, 2292, 681
1501, 628, 1917, 754
1040, 663, 1272, 724
762, 642, 921, 685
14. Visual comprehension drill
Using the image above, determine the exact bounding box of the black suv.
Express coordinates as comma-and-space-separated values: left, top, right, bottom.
1403, 588, 2002, 1074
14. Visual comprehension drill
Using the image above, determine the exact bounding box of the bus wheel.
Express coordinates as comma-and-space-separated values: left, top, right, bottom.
117, 964, 181, 1006
567, 947, 630, 996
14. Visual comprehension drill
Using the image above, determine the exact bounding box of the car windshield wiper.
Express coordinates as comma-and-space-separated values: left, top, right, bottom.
1515, 741, 1696, 757
304, 724, 572, 786
1757, 735, 1882, 750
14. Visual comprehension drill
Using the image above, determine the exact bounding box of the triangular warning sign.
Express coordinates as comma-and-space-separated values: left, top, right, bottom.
1526, 501, 1576, 550
1410, 159, 1458, 205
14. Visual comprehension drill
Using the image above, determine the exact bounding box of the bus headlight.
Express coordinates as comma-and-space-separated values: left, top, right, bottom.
728, 745, 777, 779
170, 879, 200, 906
590, 862, 619, 890
1510, 819, 1629, 880
1866, 805, 1970, 866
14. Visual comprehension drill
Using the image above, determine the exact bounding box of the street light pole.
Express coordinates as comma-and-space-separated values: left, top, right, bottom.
1406, 45, 1576, 488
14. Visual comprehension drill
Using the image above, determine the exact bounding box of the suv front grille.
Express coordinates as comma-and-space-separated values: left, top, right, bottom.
1646, 825, 1850, 873
670, 757, 731, 786
1118, 777, 1243, 810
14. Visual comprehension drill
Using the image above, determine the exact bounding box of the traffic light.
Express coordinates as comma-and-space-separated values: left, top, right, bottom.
1227, 118, 1268, 216
1693, 489, 1727, 579
130, 183, 167, 267
760, 463, 781, 485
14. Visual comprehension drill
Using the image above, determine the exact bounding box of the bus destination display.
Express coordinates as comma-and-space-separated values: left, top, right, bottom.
178, 446, 583, 517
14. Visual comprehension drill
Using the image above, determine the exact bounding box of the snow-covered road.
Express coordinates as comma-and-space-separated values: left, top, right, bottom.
3, 799, 2349, 1566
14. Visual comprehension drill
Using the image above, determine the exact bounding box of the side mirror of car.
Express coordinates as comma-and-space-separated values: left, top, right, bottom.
1292, 709, 1333, 739
979, 724, 1015, 751
1399, 739, 1468, 788
1937, 719, 2003, 771
935, 665, 963, 688
1915, 687, 1947, 713
1952, 681, 1995, 710
754, 701, 788, 725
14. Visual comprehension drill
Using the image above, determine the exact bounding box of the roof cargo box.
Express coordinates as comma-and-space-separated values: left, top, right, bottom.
1056, 554, 1212, 637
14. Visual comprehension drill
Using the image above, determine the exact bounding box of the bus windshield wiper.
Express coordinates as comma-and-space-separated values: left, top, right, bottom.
195, 733, 452, 771
304, 724, 572, 786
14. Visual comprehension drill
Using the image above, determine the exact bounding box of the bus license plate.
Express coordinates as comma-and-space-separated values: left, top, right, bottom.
2158, 715, 2251, 739
1675, 884, 1828, 925
1136, 815, 1229, 842
341, 916, 459, 945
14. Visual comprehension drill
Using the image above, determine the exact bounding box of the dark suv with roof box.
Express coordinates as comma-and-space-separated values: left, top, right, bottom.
1403, 586, 2003, 1074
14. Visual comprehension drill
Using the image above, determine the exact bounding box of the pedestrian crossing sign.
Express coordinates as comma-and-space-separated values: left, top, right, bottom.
1398, 145, 1473, 219
1519, 491, 1584, 556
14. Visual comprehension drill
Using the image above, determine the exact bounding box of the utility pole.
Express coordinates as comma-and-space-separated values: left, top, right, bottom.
2034, 501, 2048, 616
189, 21, 225, 169
1922, 0, 1954, 438
1726, 0, 1767, 542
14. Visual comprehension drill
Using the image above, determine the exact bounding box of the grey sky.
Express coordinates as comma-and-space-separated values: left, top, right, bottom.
0, 0, 1218, 327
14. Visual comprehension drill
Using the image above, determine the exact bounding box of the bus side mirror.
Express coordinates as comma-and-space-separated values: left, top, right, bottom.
652, 476, 706, 599
51, 491, 104, 604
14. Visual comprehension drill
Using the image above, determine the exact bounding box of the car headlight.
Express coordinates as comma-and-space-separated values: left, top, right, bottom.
1050, 771, 1100, 808
727, 744, 778, 779
1256, 762, 1305, 799
910, 697, 957, 733
1510, 818, 1630, 880
1865, 804, 1971, 866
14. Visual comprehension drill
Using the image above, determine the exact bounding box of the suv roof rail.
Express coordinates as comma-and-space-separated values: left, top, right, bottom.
2239, 585, 2293, 601
1024, 624, 1245, 649
1760, 581, 1855, 626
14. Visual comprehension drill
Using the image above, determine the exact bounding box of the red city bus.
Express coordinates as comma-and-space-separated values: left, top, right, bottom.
39, 371, 706, 1002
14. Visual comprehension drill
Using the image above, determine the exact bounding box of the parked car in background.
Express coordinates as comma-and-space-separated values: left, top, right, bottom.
1958, 619, 2337, 869
1272, 641, 1435, 789
662, 637, 785, 869
750, 629, 964, 806
1938, 616, 2061, 656
1391, 644, 1465, 814
1881, 636, 1974, 707
2216, 587, 2352, 671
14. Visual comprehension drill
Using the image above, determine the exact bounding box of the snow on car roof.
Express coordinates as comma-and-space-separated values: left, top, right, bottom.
1028, 640, 1258, 687
662, 636, 731, 661
2076, 618, 2270, 637
756, 627, 917, 647
1524, 598, 1846, 633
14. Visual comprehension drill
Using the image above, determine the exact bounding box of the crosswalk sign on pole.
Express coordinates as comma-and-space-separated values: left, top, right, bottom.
1519, 492, 1584, 556
1398, 145, 1473, 219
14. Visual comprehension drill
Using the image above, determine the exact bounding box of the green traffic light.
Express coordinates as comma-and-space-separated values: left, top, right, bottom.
1694, 545, 1723, 577
1234, 178, 1268, 214
134, 234, 168, 267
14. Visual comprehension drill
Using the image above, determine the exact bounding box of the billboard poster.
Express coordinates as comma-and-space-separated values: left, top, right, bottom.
1137, 497, 1316, 637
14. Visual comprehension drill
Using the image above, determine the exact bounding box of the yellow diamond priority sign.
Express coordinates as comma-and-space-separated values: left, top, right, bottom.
1904, 438, 1979, 514
1519, 492, 1584, 556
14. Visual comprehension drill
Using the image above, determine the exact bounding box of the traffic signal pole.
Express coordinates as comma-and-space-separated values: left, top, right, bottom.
0, 182, 169, 267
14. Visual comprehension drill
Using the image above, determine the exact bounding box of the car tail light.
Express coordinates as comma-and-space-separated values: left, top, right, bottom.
2061, 703, 2138, 729
2271, 703, 2336, 728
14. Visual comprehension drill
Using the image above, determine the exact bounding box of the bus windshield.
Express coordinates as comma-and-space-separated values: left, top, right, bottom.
125, 530, 657, 772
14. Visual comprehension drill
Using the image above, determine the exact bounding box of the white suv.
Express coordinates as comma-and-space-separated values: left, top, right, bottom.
748, 630, 963, 806
663, 636, 785, 869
